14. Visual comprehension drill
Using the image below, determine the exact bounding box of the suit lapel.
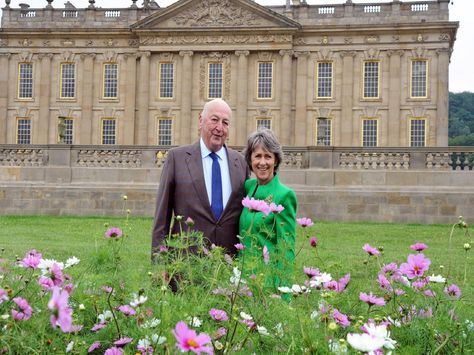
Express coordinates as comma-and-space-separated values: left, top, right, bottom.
185, 143, 212, 214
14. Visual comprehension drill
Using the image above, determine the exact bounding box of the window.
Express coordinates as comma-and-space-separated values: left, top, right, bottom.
18, 63, 33, 99
362, 119, 378, 147
363, 61, 379, 99
60, 63, 75, 99
63, 118, 74, 144
101, 118, 116, 145
257, 62, 273, 99
157, 118, 173, 146
16, 118, 31, 144
256, 118, 272, 130
208, 62, 223, 99
410, 119, 426, 147
316, 118, 332, 146
411, 60, 427, 98
159, 62, 174, 99
317, 62, 333, 98
103, 63, 118, 99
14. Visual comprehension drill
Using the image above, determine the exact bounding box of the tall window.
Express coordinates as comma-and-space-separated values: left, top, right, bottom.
208, 62, 223, 98
157, 118, 172, 146
316, 118, 332, 146
257, 62, 273, 99
63, 118, 74, 144
60, 63, 76, 99
18, 63, 33, 99
411, 60, 427, 98
103, 63, 118, 99
159, 62, 174, 99
317, 62, 333, 98
410, 119, 426, 147
16, 118, 31, 144
101, 118, 116, 145
256, 118, 272, 130
363, 61, 379, 99
362, 119, 378, 147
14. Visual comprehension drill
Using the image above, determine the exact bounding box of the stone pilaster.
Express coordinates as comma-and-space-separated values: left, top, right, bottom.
123, 53, 137, 145
436, 48, 450, 147
80, 53, 95, 145
279, 49, 293, 146
294, 51, 309, 146
387, 50, 404, 146
179, 50, 193, 145
339, 51, 357, 146
0, 54, 10, 143
38, 53, 53, 144
136, 51, 150, 145
235, 50, 249, 145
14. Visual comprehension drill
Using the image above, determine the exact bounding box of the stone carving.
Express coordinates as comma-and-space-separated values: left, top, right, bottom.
386, 49, 405, 57
411, 47, 426, 58
103, 50, 118, 62
61, 39, 75, 46
344, 37, 353, 44
392, 35, 400, 42
128, 38, 139, 47
139, 34, 291, 45
364, 48, 380, 60
61, 50, 74, 61
365, 35, 379, 43
281, 152, 303, 169
320, 35, 330, 45
439, 33, 450, 41
0, 149, 47, 167
315, 49, 332, 61
338, 50, 357, 58
257, 52, 272, 61
173, 0, 259, 27
0, 38, 8, 47
104, 39, 117, 47
43, 40, 51, 47
339, 152, 410, 169
19, 39, 32, 47
155, 150, 168, 168
295, 37, 307, 45
85, 40, 94, 47
76, 149, 142, 167
425, 152, 450, 169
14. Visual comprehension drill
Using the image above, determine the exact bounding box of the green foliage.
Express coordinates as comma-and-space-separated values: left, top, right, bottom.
449, 91, 474, 145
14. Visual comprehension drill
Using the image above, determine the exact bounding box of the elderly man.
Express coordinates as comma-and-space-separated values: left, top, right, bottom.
151, 98, 249, 258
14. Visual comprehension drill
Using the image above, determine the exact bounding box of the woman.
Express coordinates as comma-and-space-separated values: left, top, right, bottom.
239, 129, 297, 292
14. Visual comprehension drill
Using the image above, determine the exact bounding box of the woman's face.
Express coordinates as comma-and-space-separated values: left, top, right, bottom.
250, 145, 276, 185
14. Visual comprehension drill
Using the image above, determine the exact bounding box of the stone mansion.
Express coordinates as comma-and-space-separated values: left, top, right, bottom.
0, 0, 458, 147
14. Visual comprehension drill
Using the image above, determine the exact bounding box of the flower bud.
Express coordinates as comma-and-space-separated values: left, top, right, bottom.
328, 322, 338, 331
464, 243, 471, 251
123, 195, 128, 200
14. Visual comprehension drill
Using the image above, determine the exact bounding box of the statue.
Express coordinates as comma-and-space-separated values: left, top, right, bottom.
58, 116, 66, 144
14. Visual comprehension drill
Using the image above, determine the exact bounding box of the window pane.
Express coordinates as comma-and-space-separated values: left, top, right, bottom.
61, 63, 75, 98
411, 60, 427, 97
256, 118, 272, 130
18, 63, 33, 99
64, 118, 74, 144
103, 64, 118, 98
158, 119, 172, 146
159, 63, 174, 98
102, 119, 116, 145
362, 119, 377, 147
17, 119, 31, 144
317, 62, 332, 98
316, 118, 332, 146
208, 63, 222, 98
410, 119, 425, 147
258, 62, 273, 99
363, 61, 379, 98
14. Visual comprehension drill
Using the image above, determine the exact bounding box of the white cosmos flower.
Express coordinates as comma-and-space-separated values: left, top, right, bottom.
98, 310, 113, 322
257, 325, 270, 336
230, 267, 246, 286
141, 318, 161, 328
64, 256, 80, 268
428, 274, 446, 283
309, 273, 332, 288
130, 294, 148, 308
277, 286, 293, 294
151, 334, 167, 344
274, 323, 284, 337
186, 316, 202, 328
364, 323, 397, 350
310, 310, 319, 320
66, 341, 74, 353
328, 339, 348, 354
291, 284, 308, 294
138, 338, 150, 348
240, 312, 253, 320
347, 333, 386, 353
38, 259, 64, 273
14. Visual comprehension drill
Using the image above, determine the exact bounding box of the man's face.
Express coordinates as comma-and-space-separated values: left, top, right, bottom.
199, 101, 231, 152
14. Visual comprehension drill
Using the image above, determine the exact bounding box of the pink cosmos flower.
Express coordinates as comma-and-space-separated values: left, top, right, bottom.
102, 286, 113, 293
214, 327, 227, 339
262, 245, 270, 264
377, 273, 392, 291
118, 305, 136, 316
336, 273, 351, 292
412, 278, 429, 290
234, 243, 245, 251
381, 263, 398, 275
444, 284, 461, 299
104, 347, 124, 355
173, 321, 213, 354
105, 227, 123, 239
159, 245, 169, 253
114, 337, 133, 346
362, 243, 380, 256
88, 341, 101, 353
423, 289, 436, 297
303, 266, 320, 278
309, 237, 318, 248
399, 253, 431, 279
21, 253, 41, 269
269, 202, 284, 214
332, 308, 350, 328
242, 197, 271, 216
49, 263, 65, 287
240, 319, 256, 330
38, 275, 55, 291
11, 297, 32, 321
48, 287, 73, 332
410, 242, 428, 252
91, 321, 108, 332
297, 217, 314, 227
359, 292, 386, 307
209, 308, 228, 321
0, 288, 9, 304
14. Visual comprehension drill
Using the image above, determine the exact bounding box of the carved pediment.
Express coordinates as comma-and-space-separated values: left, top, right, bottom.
132, 0, 300, 30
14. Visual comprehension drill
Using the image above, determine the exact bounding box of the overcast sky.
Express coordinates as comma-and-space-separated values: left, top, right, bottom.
2, 0, 472, 93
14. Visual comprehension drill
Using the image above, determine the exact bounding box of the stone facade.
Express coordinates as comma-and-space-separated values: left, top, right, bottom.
0, 0, 458, 148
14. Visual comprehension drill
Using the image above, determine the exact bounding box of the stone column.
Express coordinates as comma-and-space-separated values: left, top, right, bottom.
136, 51, 151, 145
0, 53, 10, 143
339, 51, 357, 146
37, 53, 53, 144
123, 53, 137, 145
80, 53, 95, 145
279, 50, 293, 146
387, 50, 404, 147
436, 48, 450, 147
179, 50, 194, 145
235, 50, 249, 145
294, 51, 309, 145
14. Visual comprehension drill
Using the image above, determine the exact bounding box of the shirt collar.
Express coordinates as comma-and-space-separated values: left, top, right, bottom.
200, 138, 226, 160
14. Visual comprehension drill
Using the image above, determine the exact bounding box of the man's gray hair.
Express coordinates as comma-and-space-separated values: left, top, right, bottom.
244, 128, 284, 174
